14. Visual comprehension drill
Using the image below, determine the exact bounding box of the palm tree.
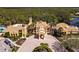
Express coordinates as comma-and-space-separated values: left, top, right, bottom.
32, 43, 52, 52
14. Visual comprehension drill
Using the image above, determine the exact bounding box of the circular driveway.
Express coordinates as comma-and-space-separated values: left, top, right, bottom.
18, 35, 67, 52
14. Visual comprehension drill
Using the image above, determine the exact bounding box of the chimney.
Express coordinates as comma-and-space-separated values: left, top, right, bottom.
28, 16, 32, 25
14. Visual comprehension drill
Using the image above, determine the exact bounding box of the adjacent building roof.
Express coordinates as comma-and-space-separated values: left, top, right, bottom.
0, 26, 6, 33
56, 23, 69, 29
70, 17, 79, 27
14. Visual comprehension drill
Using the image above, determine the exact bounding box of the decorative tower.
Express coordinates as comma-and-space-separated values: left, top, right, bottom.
35, 21, 49, 39
28, 16, 32, 26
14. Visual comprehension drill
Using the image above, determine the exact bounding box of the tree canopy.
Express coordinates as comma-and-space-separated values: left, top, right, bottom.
0, 7, 79, 26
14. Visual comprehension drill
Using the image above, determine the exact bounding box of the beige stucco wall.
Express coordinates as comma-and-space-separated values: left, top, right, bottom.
6, 24, 27, 38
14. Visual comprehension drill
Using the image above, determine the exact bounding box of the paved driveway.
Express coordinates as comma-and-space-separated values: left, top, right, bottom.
0, 37, 11, 52
18, 35, 67, 52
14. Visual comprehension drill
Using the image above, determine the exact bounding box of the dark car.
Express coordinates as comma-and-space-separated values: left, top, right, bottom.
4, 39, 14, 48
